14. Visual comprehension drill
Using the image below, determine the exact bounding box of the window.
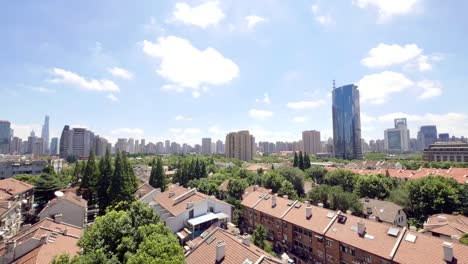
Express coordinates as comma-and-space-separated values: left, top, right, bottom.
363, 255, 372, 263
189, 209, 194, 219
326, 239, 333, 247
209, 206, 214, 213
340, 245, 355, 256
316, 250, 324, 259
283, 222, 288, 229
316, 235, 324, 243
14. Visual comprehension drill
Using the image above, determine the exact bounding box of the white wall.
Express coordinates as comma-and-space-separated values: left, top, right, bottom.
38, 200, 86, 228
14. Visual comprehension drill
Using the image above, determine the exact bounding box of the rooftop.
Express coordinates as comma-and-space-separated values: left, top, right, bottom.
360, 198, 403, 224
424, 214, 468, 238
134, 182, 155, 199
282, 202, 337, 235
0, 178, 34, 198
185, 227, 282, 264
41, 191, 87, 209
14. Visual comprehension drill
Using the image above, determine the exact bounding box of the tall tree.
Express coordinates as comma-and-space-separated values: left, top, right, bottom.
303, 153, 311, 170
72, 161, 83, 186
98, 147, 113, 214
227, 178, 248, 200
278, 180, 298, 200
79, 150, 100, 204
109, 152, 137, 205
298, 151, 304, 170
252, 224, 267, 250
149, 157, 166, 191
293, 152, 298, 167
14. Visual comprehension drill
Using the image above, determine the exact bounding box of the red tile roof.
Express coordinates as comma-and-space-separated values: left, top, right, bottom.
283, 203, 337, 235
424, 214, 468, 238
0, 178, 34, 197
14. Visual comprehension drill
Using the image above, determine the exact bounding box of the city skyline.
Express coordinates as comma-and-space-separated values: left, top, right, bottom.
3, 1, 468, 144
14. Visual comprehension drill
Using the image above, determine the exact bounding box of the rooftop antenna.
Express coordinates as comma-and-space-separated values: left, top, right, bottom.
333, 80, 336, 89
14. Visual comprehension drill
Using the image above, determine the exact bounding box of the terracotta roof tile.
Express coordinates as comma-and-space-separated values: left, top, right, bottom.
360, 198, 403, 224
424, 214, 468, 237
248, 193, 294, 219
0, 178, 34, 197
134, 182, 155, 199
283, 204, 337, 235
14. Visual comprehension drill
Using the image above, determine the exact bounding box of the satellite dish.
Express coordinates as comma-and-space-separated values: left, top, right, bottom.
54, 191, 64, 197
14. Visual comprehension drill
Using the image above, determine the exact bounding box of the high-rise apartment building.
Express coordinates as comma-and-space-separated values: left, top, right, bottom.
156, 142, 164, 154
439, 133, 450, 142
201, 138, 212, 154
384, 118, 410, 153
128, 138, 135, 154
216, 139, 224, 154
41, 115, 50, 154
332, 84, 363, 160
302, 130, 321, 154
165, 140, 170, 154
59, 125, 74, 158
94, 136, 109, 156
115, 138, 129, 153
0, 120, 11, 154
134, 140, 140, 154
72, 128, 93, 157
225, 130, 255, 161
140, 139, 146, 153
10, 137, 22, 154
50, 137, 59, 155
418, 125, 438, 150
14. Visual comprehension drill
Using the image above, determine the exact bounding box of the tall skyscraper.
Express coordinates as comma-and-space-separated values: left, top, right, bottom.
50, 137, 59, 155
384, 118, 410, 153
140, 139, 146, 153
201, 138, 212, 154
115, 138, 129, 153
302, 130, 321, 154
72, 128, 93, 157
41, 115, 50, 154
94, 136, 109, 156
418, 125, 438, 150
165, 140, 170, 154
128, 138, 135, 154
439, 133, 450, 142
0, 120, 11, 154
216, 139, 224, 154
10, 137, 22, 154
332, 84, 363, 160
59, 125, 74, 158
225, 130, 255, 161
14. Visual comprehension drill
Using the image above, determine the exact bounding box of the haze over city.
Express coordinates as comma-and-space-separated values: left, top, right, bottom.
3, 1, 468, 145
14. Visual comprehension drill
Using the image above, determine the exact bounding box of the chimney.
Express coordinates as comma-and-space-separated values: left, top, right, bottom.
442, 242, 454, 262
54, 214, 63, 224
357, 221, 366, 236
63, 227, 68, 236
272, 195, 277, 208
40, 234, 48, 245
168, 191, 175, 198
216, 240, 226, 262
318, 203, 324, 208
242, 235, 251, 246
306, 205, 312, 219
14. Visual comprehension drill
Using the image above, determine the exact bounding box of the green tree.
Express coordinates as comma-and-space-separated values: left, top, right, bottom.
277, 167, 305, 197
252, 224, 267, 250
293, 152, 298, 168
127, 232, 184, 264
98, 147, 113, 214
262, 170, 284, 193
108, 152, 138, 206
72, 161, 83, 186
298, 151, 304, 170
305, 166, 328, 184
149, 157, 166, 191
460, 233, 468, 245
324, 169, 356, 192
308, 185, 362, 213
278, 180, 298, 200
227, 178, 248, 200
308, 185, 342, 207
354, 174, 393, 199
79, 151, 100, 204
34, 173, 65, 206
387, 186, 410, 209
303, 153, 311, 170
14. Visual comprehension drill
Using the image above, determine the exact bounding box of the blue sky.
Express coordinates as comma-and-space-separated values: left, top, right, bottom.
2, 0, 468, 145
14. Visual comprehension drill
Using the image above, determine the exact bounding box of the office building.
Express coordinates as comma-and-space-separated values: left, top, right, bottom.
94, 136, 109, 156
418, 125, 438, 150
423, 142, 468, 162
41, 115, 50, 154
439, 133, 450, 142
201, 138, 212, 154
170, 142, 181, 154
59, 125, 74, 158
9, 137, 22, 155
50, 137, 59, 155
194, 144, 201, 154
332, 84, 363, 159
72, 128, 93, 157
225, 130, 255, 161
384, 118, 410, 153
0, 120, 11, 154
302, 130, 321, 154
216, 139, 224, 154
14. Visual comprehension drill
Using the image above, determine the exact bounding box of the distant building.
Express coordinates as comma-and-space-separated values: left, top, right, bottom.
9, 137, 22, 155
41, 115, 50, 154
332, 84, 362, 160
360, 198, 407, 227
225, 131, 255, 161
115, 138, 129, 153
384, 118, 410, 153
216, 140, 224, 154
0, 121, 11, 154
202, 138, 212, 154
0, 160, 47, 179
423, 214, 468, 241
72, 128, 93, 158
94, 136, 108, 156
59, 125, 74, 158
422, 142, 468, 162
165, 140, 170, 154
50, 137, 59, 155
302, 130, 321, 154
439, 133, 450, 142
418, 125, 438, 150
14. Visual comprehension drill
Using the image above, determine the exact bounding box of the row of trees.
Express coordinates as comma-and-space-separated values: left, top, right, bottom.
293, 151, 311, 171
76, 149, 139, 214
172, 158, 209, 186
52, 202, 184, 264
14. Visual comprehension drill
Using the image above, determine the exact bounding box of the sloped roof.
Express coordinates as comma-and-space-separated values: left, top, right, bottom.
424, 214, 468, 237
360, 198, 403, 224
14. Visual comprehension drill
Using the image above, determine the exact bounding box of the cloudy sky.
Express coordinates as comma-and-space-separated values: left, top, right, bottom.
2, 0, 468, 144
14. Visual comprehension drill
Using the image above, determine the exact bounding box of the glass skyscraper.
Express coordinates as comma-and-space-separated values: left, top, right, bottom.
0, 120, 11, 154
418, 125, 438, 150
332, 84, 363, 160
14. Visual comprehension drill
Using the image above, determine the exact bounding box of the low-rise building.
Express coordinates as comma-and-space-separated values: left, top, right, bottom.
144, 184, 232, 240
0, 160, 47, 179
38, 191, 87, 228
360, 198, 407, 227
0, 218, 83, 264
423, 214, 468, 241
185, 227, 286, 264
423, 142, 468, 162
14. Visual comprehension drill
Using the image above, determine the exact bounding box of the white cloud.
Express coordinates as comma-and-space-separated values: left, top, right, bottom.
287, 99, 326, 110
111, 128, 144, 135
51, 68, 119, 92
417, 80, 443, 99
107, 94, 119, 102
245, 15, 266, 29
249, 109, 273, 120
354, 0, 419, 22
292, 117, 307, 123
357, 71, 414, 104
31, 87, 55, 93
361, 113, 376, 123
192, 91, 201, 98
361, 43, 422, 68
256, 93, 271, 104
143, 35, 239, 96
108, 67, 134, 80
172, 1, 225, 28
311, 4, 333, 25
175, 115, 192, 121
